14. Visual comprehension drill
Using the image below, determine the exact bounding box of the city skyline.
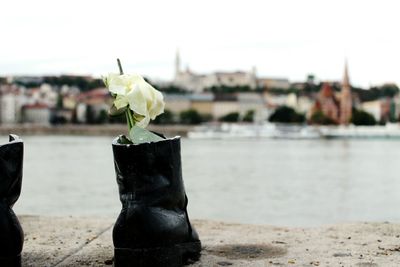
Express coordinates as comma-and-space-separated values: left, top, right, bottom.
1, 0, 399, 87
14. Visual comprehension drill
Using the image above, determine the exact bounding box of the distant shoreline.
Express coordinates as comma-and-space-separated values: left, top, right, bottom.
0, 124, 194, 137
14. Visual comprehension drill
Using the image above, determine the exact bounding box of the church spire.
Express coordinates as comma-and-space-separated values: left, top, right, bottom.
343, 59, 350, 89
175, 49, 181, 78
340, 59, 352, 125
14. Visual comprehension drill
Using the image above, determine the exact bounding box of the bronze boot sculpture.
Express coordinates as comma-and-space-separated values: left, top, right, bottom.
112, 136, 201, 267
0, 135, 24, 267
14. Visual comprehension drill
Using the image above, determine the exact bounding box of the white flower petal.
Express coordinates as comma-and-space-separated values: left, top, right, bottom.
102, 72, 165, 128
149, 90, 165, 119
114, 95, 129, 109
135, 113, 150, 128
126, 85, 148, 116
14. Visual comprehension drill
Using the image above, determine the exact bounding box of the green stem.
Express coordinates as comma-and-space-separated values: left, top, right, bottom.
117, 58, 124, 75
125, 111, 132, 131
126, 109, 135, 130
116, 58, 135, 135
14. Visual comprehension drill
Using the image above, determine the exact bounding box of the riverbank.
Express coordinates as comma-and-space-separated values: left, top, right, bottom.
20, 216, 400, 266
0, 124, 193, 137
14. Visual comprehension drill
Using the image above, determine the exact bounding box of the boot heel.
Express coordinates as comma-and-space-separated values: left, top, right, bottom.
114, 242, 201, 267
0, 255, 21, 267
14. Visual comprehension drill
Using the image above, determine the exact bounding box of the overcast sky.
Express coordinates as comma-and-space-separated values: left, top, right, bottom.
0, 0, 399, 87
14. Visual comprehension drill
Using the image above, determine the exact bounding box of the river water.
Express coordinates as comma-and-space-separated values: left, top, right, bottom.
10, 135, 400, 227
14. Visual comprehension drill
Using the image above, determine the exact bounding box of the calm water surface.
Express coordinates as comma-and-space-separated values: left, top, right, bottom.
11, 135, 400, 227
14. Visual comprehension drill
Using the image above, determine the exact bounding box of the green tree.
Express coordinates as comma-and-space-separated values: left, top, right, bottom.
153, 109, 175, 124
56, 93, 64, 109
309, 111, 336, 125
219, 112, 240, 122
243, 110, 255, 122
381, 84, 399, 98
268, 106, 305, 123
205, 85, 251, 93
179, 109, 203, 125
96, 110, 108, 124
351, 109, 376, 126
85, 105, 96, 124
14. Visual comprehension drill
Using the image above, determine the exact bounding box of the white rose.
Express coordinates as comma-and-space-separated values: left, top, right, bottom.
103, 73, 165, 128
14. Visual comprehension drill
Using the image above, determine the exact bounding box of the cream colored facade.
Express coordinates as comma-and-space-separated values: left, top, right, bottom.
258, 78, 290, 90
0, 85, 26, 124
212, 101, 240, 119
361, 100, 381, 121
164, 94, 191, 114
237, 93, 266, 122
173, 51, 257, 92
191, 101, 213, 115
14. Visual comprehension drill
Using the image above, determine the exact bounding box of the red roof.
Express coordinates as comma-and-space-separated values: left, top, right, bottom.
23, 103, 49, 109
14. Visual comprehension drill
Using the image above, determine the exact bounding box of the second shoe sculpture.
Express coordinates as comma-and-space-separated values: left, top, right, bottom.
112, 136, 201, 267
0, 135, 24, 267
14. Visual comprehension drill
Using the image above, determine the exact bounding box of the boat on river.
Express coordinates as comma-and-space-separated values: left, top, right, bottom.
188, 123, 400, 139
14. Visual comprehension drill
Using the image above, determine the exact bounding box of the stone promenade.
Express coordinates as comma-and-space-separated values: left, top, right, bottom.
20, 216, 400, 266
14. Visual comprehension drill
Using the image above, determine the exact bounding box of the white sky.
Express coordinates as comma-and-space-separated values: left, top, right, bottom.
0, 0, 399, 87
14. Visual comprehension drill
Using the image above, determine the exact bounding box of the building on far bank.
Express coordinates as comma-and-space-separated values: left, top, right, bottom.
237, 93, 267, 122
21, 103, 50, 124
258, 78, 290, 90
164, 94, 191, 114
0, 85, 26, 124
340, 61, 352, 124
311, 83, 340, 123
76, 88, 111, 123
189, 93, 214, 115
212, 94, 239, 119
173, 51, 257, 92
310, 61, 353, 125
361, 100, 381, 121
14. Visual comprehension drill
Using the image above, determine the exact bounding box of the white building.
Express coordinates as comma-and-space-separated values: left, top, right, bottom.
0, 85, 26, 124
173, 51, 257, 92
164, 94, 191, 114
236, 93, 267, 122
26, 84, 58, 107
361, 100, 382, 121
258, 78, 291, 90
22, 104, 50, 124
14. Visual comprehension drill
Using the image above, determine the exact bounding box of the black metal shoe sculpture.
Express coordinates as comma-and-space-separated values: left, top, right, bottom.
112, 136, 201, 267
0, 135, 24, 267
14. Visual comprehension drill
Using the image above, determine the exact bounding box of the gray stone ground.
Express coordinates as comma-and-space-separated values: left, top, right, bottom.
20, 216, 400, 267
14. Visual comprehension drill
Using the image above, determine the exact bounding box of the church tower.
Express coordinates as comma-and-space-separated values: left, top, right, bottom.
339, 60, 352, 125
175, 49, 181, 79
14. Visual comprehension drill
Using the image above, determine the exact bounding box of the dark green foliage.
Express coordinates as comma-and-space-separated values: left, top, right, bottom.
153, 109, 175, 124
143, 78, 187, 94
353, 84, 400, 102
179, 109, 204, 125
243, 110, 255, 122
85, 105, 96, 124
109, 113, 127, 124
309, 111, 336, 125
96, 110, 109, 124
158, 85, 187, 94
205, 85, 252, 93
49, 115, 67, 125
42, 76, 104, 91
351, 109, 376, 126
269, 106, 305, 123
219, 112, 240, 122
267, 87, 300, 95
56, 93, 64, 109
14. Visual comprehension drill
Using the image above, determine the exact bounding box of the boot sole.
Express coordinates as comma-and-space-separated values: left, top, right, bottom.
114, 241, 201, 267
0, 255, 21, 267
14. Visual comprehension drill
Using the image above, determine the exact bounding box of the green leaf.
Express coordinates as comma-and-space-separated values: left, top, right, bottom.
129, 125, 164, 144
109, 105, 127, 117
